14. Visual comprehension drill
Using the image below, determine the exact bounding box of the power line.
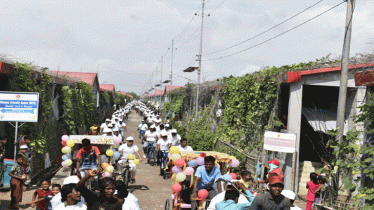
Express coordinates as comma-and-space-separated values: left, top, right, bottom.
205, 0, 324, 55
204, 1, 345, 61
176, 26, 200, 49
209, 0, 228, 15
174, 16, 197, 44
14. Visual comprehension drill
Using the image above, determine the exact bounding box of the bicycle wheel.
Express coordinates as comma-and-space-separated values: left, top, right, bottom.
150, 150, 157, 166
165, 199, 171, 210
123, 169, 129, 186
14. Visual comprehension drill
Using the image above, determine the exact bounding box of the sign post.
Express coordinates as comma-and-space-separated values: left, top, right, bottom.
260, 131, 297, 191
0, 92, 39, 162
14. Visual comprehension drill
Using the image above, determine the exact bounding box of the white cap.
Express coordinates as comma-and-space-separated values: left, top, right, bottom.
126, 136, 134, 141
281, 190, 296, 200
171, 129, 177, 133
106, 118, 111, 122
63, 175, 80, 185
119, 118, 123, 121
20, 145, 29, 149
108, 123, 113, 128
112, 127, 119, 132
150, 125, 156, 129
165, 124, 170, 127
161, 131, 168, 137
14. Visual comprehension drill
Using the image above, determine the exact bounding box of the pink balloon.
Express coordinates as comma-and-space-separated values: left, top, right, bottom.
230, 159, 240, 167
196, 157, 204, 166
171, 184, 182, 193
102, 172, 111, 177
198, 189, 209, 199
61, 135, 70, 142
114, 137, 122, 144
230, 173, 237, 180
184, 167, 194, 176
172, 166, 182, 174
61, 162, 67, 168
61, 141, 67, 147
175, 159, 185, 168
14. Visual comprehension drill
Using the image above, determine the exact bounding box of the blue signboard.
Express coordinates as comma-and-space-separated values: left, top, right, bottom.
0, 92, 39, 122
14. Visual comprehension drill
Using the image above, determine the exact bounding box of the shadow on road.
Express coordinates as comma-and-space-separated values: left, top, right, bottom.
128, 185, 149, 192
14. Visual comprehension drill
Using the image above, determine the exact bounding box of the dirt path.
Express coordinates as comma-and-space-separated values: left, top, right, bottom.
125, 111, 171, 210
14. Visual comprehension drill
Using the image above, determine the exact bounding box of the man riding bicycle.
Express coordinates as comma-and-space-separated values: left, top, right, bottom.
156, 131, 170, 169
76, 139, 101, 189
143, 125, 159, 159
117, 136, 142, 182
138, 120, 147, 140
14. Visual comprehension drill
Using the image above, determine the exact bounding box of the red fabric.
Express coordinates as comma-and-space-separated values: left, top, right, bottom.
306, 200, 314, 210
76, 146, 100, 159
35, 189, 53, 210
269, 167, 284, 179
306, 181, 320, 202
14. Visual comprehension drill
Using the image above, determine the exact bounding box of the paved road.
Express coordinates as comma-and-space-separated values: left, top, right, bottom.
126, 111, 171, 210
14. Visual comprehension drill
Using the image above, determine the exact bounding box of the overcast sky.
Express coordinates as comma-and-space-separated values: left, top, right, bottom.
1, 0, 373, 94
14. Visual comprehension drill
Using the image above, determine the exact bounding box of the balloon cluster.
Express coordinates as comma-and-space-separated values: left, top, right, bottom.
61, 135, 74, 168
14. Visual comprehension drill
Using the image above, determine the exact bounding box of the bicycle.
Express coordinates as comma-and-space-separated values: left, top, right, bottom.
78, 168, 98, 190
119, 158, 134, 186
158, 150, 169, 179
145, 142, 157, 166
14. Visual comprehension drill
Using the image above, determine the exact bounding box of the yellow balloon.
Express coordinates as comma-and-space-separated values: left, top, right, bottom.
176, 172, 186, 182
101, 163, 110, 169
171, 153, 181, 161
106, 166, 114, 173
229, 156, 236, 160
106, 150, 114, 157
133, 159, 140, 165
62, 146, 71, 154
64, 159, 72, 166
170, 146, 180, 154
66, 140, 75, 148
128, 154, 135, 160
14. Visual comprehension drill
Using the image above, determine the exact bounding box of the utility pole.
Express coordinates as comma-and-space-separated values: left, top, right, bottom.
170, 40, 174, 88
336, 0, 354, 144
196, 0, 205, 118
160, 56, 163, 102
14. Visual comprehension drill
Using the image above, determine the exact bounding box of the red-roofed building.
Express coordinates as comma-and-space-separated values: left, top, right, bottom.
279, 62, 374, 195
100, 84, 115, 93
164, 85, 185, 101
49, 71, 100, 107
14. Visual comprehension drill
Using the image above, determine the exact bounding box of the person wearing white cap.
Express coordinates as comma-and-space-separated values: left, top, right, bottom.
163, 124, 171, 136
117, 136, 142, 181
138, 120, 148, 142
168, 129, 181, 147
100, 119, 111, 134
143, 125, 159, 159
101, 128, 112, 137
281, 190, 302, 210
118, 118, 127, 138
112, 127, 122, 140
156, 131, 170, 169
51, 176, 86, 209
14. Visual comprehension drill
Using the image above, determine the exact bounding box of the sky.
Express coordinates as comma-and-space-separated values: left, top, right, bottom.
0, 0, 373, 95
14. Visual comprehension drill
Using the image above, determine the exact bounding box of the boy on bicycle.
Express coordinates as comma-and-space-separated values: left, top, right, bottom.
117, 137, 142, 182
143, 125, 159, 158
156, 131, 170, 169
76, 139, 101, 189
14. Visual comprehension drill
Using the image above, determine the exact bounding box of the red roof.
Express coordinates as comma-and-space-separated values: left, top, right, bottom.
155, 90, 164, 97
49, 71, 98, 87
100, 84, 115, 92
165, 85, 185, 95
118, 92, 133, 98
282, 63, 374, 84
0, 62, 14, 74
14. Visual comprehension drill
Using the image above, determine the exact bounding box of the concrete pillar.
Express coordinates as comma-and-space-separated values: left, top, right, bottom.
285, 83, 303, 192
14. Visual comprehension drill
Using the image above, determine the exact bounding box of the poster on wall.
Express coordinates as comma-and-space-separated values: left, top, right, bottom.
264, 131, 296, 153
0, 92, 39, 122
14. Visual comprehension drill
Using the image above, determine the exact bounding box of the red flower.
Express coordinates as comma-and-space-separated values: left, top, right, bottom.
200, 153, 206, 158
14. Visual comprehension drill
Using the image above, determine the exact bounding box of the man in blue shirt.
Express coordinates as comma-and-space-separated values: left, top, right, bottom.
191, 156, 222, 210
215, 182, 255, 210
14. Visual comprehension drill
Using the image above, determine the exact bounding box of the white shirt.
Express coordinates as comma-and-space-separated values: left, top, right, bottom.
138, 123, 148, 131
100, 123, 108, 130
145, 131, 159, 142
54, 203, 87, 210
118, 144, 139, 156
162, 129, 171, 136
207, 191, 248, 210
178, 145, 193, 152
168, 135, 181, 146
122, 199, 140, 210
155, 125, 161, 133
157, 139, 170, 151
118, 123, 126, 131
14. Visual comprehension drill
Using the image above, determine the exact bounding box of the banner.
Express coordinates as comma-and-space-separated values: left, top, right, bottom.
264, 131, 296, 153
0, 92, 39, 122
69, 135, 114, 145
